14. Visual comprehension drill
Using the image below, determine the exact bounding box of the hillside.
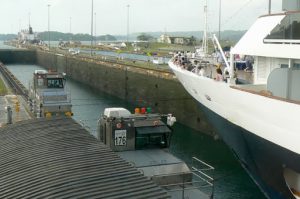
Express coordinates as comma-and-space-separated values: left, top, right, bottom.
0, 34, 17, 41
37, 32, 117, 41
116, 30, 246, 42
1, 30, 246, 43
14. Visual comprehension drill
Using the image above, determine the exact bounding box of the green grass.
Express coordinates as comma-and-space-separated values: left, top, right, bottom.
132, 43, 195, 56
0, 77, 7, 96
80, 42, 196, 57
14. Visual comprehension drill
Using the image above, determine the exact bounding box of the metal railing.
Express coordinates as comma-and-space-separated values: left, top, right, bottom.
154, 156, 215, 199
0, 62, 29, 100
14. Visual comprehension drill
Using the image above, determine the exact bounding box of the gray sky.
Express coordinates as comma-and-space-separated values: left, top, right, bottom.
0, 0, 282, 35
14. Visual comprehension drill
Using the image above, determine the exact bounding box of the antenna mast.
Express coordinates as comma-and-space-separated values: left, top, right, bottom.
219, 0, 221, 40
203, 0, 208, 55
28, 12, 31, 27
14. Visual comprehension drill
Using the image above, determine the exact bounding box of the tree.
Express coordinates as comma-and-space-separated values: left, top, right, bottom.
189, 36, 197, 46
137, 33, 154, 41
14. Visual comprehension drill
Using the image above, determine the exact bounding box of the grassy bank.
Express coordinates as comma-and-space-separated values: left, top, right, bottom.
0, 77, 7, 95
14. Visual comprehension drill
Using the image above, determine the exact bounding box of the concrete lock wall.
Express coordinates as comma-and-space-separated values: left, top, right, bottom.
0, 50, 36, 64
8, 50, 214, 135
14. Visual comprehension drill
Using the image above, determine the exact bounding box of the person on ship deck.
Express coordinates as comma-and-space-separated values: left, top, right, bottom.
215, 65, 223, 81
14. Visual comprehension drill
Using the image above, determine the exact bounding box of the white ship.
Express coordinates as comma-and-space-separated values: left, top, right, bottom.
18, 25, 40, 44
169, 2, 300, 199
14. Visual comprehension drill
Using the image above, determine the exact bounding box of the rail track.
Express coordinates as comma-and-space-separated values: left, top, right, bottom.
0, 62, 29, 100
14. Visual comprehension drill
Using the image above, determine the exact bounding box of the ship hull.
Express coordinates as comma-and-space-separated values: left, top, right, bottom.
169, 61, 300, 199
199, 102, 300, 199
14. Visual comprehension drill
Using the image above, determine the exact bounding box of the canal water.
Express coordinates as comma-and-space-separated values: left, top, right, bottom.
6, 63, 265, 199
0, 41, 16, 49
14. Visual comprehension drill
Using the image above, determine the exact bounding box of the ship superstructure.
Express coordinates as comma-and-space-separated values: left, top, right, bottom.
169, 8, 300, 199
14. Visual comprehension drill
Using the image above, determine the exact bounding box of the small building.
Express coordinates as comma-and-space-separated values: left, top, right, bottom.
158, 34, 192, 45
158, 34, 172, 44
172, 36, 192, 45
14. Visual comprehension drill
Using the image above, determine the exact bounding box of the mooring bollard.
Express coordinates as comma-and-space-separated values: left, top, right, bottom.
6, 106, 12, 124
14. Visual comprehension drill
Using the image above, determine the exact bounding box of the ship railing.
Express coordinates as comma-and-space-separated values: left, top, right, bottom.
190, 62, 213, 78
155, 157, 215, 199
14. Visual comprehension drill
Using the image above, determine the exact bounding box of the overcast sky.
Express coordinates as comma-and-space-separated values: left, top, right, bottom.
0, 0, 282, 35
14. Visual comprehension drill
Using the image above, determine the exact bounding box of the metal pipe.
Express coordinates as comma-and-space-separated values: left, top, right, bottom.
230, 52, 234, 79
213, 34, 229, 69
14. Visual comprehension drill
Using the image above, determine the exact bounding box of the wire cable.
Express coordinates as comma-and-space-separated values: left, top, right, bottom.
221, 0, 255, 28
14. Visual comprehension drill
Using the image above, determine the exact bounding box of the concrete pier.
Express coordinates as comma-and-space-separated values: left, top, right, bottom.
0, 95, 31, 127
0, 117, 170, 198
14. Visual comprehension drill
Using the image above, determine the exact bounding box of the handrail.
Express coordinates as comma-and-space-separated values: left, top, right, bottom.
192, 167, 214, 182
192, 156, 215, 170
152, 156, 215, 198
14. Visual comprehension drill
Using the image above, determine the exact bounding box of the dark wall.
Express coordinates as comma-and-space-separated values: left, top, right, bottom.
36, 51, 214, 135
0, 49, 36, 64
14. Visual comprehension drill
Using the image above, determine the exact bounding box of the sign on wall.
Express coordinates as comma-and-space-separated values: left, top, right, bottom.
114, 130, 127, 146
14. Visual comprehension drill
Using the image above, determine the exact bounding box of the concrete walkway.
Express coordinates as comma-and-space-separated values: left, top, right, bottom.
0, 117, 170, 199
0, 95, 31, 127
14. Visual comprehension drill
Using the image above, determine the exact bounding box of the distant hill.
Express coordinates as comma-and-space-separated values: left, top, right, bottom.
1, 30, 246, 43
38, 31, 117, 41
0, 34, 17, 41
117, 30, 246, 42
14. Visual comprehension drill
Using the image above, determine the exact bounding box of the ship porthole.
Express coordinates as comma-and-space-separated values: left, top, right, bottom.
284, 168, 300, 198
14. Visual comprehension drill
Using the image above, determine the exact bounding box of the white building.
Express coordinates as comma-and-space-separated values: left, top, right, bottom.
158, 34, 192, 45
158, 34, 172, 44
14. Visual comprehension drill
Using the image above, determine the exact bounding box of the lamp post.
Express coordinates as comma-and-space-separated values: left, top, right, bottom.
218, 0, 221, 40
127, 4, 130, 43
69, 17, 72, 33
94, 12, 97, 45
28, 12, 31, 27
90, 0, 94, 56
19, 18, 21, 32
203, 0, 208, 55
48, 4, 50, 49
69, 17, 72, 41
268, 0, 271, 14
